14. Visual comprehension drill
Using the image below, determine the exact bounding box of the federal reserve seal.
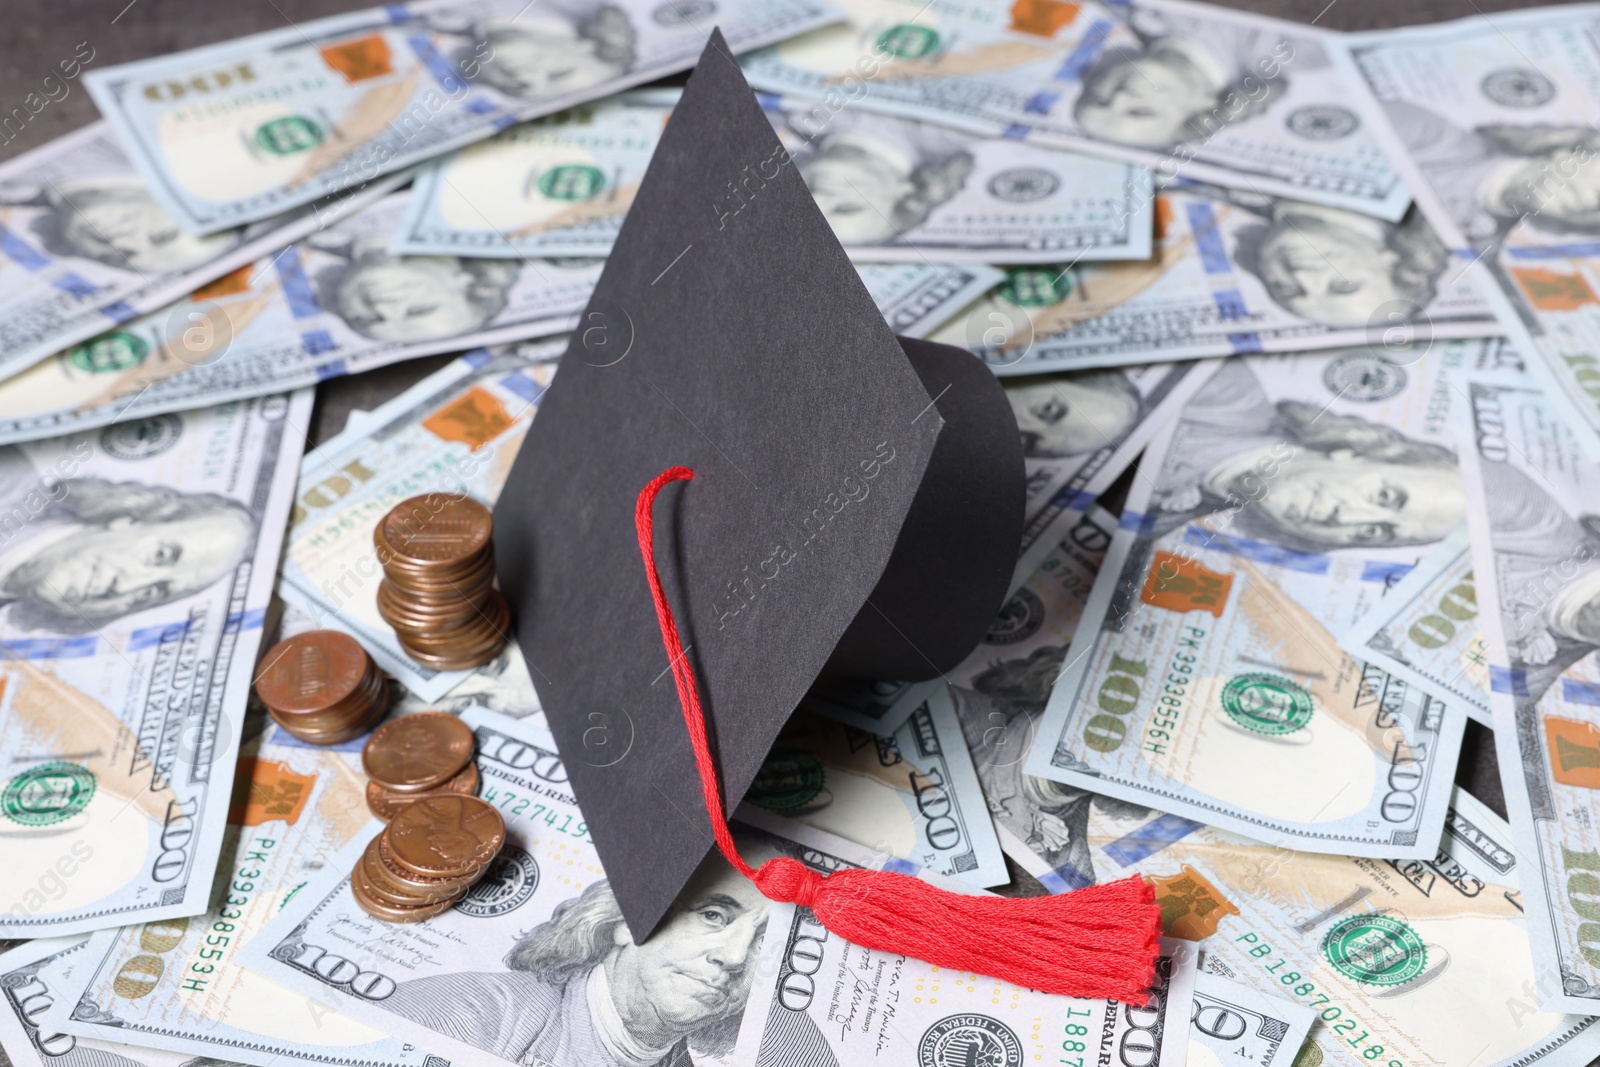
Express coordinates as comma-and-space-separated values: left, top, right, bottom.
1322, 914, 1427, 987
456, 844, 539, 917
1285, 106, 1359, 141
1220, 673, 1313, 736
1481, 68, 1556, 108
984, 587, 1044, 644
3, 762, 96, 826
652, 0, 715, 24
749, 749, 826, 813
918, 1015, 1023, 1067
987, 168, 1060, 203
1322, 350, 1407, 401
100, 414, 184, 460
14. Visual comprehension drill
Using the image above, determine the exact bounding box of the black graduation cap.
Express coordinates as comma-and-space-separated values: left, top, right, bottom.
494, 30, 1023, 939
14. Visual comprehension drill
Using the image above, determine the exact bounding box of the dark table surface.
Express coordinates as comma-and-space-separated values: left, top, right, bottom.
0, 0, 1564, 1034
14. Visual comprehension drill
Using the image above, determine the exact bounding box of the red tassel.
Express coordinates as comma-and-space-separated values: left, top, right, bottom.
635, 466, 1162, 1006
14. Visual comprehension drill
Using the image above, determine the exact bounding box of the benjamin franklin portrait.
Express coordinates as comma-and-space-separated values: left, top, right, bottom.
1479, 458, 1600, 703
1072, 4, 1293, 149
1145, 358, 1463, 554
378, 842, 794, 1067
316, 236, 521, 343
465, 5, 637, 101
1385, 100, 1600, 246
1004, 371, 1143, 460
1231, 199, 1449, 329
0, 446, 254, 633
786, 114, 974, 246
11, 176, 239, 274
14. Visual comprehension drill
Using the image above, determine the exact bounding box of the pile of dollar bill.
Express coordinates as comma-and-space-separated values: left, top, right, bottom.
2, 2, 1600, 1067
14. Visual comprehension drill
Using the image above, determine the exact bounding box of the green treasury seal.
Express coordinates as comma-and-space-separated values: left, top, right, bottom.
875, 24, 941, 59
748, 749, 826, 813
253, 116, 323, 155
1322, 914, 1427, 987
68, 331, 150, 374
3, 762, 96, 826
537, 165, 607, 201
1220, 673, 1313, 735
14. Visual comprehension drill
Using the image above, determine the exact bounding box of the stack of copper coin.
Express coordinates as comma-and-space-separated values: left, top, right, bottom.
361, 713, 481, 822
254, 630, 387, 744
352, 793, 506, 923
373, 493, 510, 671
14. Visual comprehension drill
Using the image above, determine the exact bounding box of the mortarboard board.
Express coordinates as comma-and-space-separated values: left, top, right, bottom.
494, 27, 1023, 938
494, 32, 1159, 1003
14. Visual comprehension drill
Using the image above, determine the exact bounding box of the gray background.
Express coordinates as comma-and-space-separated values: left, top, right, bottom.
0, 0, 1564, 1005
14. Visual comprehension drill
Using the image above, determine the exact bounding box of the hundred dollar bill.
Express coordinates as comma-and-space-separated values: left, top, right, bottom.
0, 391, 311, 937
390, 90, 1155, 263
945, 509, 1117, 891
736, 685, 1007, 889
279, 261, 996, 703
740, 0, 1411, 220
0, 192, 593, 446
802, 360, 1210, 737
0, 937, 204, 1067
0, 123, 403, 384
735, 902, 1196, 1067
927, 185, 1497, 374
82, 0, 842, 234
1340, 527, 1492, 726
1458, 377, 1600, 1015
234, 709, 913, 1067
44, 710, 535, 1067
1332, 11, 1600, 460
1024, 344, 1495, 860
1080, 787, 1600, 1067
1188, 970, 1315, 1067
0, 193, 1000, 446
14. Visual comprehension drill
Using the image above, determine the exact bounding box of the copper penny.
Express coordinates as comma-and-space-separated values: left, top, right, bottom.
254, 631, 369, 714
269, 668, 385, 724
377, 495, 492, 567
366, 763, 480, 822
380, 548, 496, 587
268, 676, 388, 746
374, 832, 484, 895
358, 838, 471, 907
379, 584, 494, 616
374, 525, 488, 568
270, 714, 369, 747
375, 527, 490, 567
362, 712, 474, 792
399, 639, 508, 671
394, 609, 507, 652
386, 794, 505, 879
396, 594, 511, 669
350, 859, 459, 923
377, 592, 494, 634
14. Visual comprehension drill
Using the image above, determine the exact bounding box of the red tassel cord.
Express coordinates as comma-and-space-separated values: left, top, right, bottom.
635, 466, 1162, 1005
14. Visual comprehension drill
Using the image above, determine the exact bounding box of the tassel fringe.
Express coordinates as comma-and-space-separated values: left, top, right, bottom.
754, 859, 1160, 1003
